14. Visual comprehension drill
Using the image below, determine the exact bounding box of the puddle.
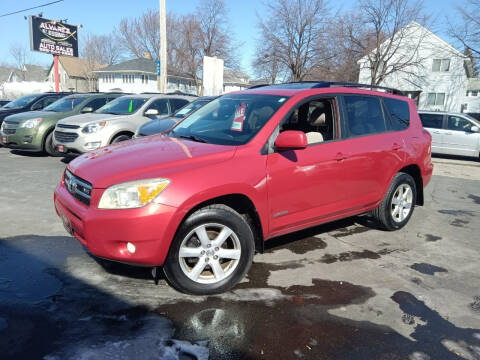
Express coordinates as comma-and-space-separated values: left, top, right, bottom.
468, 194, 480, 204
330, 226, 370, 238
320, 248, 395, 264
451, 219, 469, 227
410, 263, 448, 275
424, 234, 442, 242
438, 210, 475, 216
265, 235, 327, 255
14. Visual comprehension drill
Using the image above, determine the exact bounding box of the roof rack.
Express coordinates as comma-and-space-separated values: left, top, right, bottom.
248, 83, 270, 89
290, 81, 404, 95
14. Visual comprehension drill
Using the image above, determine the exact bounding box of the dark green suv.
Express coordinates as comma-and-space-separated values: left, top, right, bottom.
0, 93, 121, 156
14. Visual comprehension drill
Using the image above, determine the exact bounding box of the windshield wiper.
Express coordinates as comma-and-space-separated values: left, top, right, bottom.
177, 134, 207, 143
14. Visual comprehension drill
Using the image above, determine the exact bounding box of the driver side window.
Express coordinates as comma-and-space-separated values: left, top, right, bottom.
447, 116, 474, 132
280, 98, 337, 145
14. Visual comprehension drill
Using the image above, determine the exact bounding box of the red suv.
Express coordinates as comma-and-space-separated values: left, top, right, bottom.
54, 82, 433, 295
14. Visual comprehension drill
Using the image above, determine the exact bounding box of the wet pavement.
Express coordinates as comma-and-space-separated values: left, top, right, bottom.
1, 148, 480, 359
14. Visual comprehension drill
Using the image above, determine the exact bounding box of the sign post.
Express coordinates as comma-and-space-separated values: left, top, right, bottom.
29, 16, 79, 93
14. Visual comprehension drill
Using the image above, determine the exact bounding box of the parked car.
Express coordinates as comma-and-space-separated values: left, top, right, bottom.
136, 96, 218, 137
0, 100, 11, 107
0, 92, 70, 126
54, 82, 433, 295
418, 111, 480, 158
53, 94, 195, 154
0, 93, 120, 156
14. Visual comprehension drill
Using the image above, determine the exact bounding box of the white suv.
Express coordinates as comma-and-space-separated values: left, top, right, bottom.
53, 94, 194, 154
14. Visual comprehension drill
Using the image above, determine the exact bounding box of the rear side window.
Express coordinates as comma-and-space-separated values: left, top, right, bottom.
170, 98, 189, 112
419, 113, 443, 129
384, 98, 410, 130
85, 97, 108, 111
344, 96, 386, 136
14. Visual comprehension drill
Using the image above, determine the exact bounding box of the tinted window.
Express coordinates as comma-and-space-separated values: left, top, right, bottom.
344, 96, 386, 136
41, 96, 61, 108
447, 116, 475, 132
147, 99, 169, 115
3, 94, 38, 109
419, 113, 443, 129
170, 98, 189, 112
384, 98, 410, 130
44, 96, 88, 112
85, 97, 107, 111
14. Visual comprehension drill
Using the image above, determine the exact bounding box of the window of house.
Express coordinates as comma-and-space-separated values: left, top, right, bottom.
64, 73, 67, 83
383, 98, 410, 130
432, 59, 450, 72
419, 113, 443, 129
141, 74, 149, 84
344, 96, 386, 136
426, 93, 445, 106
472, 91, 478, 96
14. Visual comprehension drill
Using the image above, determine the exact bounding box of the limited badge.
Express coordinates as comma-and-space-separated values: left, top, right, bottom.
231, 102, 246, 132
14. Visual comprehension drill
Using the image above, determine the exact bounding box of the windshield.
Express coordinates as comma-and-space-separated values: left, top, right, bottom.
463, 113, 480, 125
44, 96, 88, 112
96, 97, 148, 115
170, 94, 289, 145
173, 99, 210, 118
2, 94, 38, 109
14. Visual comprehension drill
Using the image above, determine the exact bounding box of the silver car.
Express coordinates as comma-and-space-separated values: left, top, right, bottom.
53, 94, 194, 154
418, 111, 480, 158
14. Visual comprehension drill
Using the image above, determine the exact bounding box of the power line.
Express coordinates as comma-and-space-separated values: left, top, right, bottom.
0, 0, 64, 18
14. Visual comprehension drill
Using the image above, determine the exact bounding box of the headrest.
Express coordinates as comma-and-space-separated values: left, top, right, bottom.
310, 112, 326, 126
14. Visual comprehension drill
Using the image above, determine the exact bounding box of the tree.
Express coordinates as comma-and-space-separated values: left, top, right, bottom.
81, 33, 121, 66
450, 0, 480, 58
9, 44, 30, 80
254, 0, 330, 82
349, 0, 428, 85
464, 47, 478, 77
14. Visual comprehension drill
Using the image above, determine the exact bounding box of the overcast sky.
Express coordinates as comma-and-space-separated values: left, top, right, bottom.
0, 0, 462, 77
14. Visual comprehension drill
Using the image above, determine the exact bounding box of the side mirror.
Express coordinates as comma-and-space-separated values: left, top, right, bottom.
274, 130, 307, 150
145, 108, 159, 116
471, 125, 479, 133
81, 107, 94, 113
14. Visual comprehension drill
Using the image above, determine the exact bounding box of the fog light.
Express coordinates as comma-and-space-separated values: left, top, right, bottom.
84, 142, 102, 150
126, 242, 136, 254
23, 136, 33, 143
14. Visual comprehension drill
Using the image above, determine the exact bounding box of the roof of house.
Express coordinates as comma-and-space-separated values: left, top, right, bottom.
13, 64, 47, 82
224, 69, 250, 86
358, 21, 466, 64
48, 56, 107, 78
94, 58, 195, 80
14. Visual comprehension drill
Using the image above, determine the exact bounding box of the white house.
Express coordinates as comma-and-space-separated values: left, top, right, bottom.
94, 58, 197, 95
358, 22, 480, 113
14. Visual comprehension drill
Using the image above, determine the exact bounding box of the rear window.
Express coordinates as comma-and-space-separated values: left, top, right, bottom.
384, 98, 410, 130
344, 95, 386, 136
419, 113, 443, 129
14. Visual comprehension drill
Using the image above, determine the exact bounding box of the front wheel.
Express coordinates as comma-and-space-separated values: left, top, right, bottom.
163, 205, 255, 295
372, 172, 417, 231
110, 134, 132, 144
45, 132, 62, 157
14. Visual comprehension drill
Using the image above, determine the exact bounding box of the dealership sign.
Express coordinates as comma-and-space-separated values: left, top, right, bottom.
29, 16, 78, 57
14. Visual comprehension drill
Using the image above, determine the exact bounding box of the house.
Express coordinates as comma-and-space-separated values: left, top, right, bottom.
223, 69, 251, 93
47, 56, 105, 92
94, 58, 197, 95
1, 64, 51, 99
7, 64, 47, 83
358, 22, 479, 113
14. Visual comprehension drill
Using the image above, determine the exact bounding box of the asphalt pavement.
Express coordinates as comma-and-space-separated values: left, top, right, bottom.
0, 148, 479, 360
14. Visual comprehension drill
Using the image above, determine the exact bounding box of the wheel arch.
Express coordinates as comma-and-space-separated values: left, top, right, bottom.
108, 130, 135, 144
398, 164, 424, 206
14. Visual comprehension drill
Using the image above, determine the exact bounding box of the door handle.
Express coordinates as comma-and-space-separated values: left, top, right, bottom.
335, 152, 348, 161
392, 143, 403, 150
444, 132, 452, 135
432, 131, 441, 134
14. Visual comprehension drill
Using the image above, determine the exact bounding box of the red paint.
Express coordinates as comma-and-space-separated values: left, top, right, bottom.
274, 130, 307, 150
54, 86, 433, 266
54, 55, 59, 93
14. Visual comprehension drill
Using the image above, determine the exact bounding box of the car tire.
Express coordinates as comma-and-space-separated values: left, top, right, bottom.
371, 172, 417, 231
111, 134, 132, 144
45, 131, 62, 157
163, 204, 255, 295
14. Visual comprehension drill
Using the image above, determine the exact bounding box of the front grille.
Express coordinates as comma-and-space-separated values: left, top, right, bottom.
4, 129, 16, 134
64, 169, 92, 206
2, 121, 19, 130
57, 124, 80, 129
55, 131, 78, 143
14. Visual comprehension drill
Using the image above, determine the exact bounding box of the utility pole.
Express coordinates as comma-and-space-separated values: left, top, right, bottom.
158, 0, 167, 93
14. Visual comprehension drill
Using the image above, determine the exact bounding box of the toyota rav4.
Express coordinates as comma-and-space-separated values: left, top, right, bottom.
54, 82, 433, 295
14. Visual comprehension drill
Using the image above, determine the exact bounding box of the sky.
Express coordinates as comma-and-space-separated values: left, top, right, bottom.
0, 0, 463, 77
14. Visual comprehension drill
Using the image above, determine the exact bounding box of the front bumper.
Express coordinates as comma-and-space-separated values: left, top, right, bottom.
1, 127, 43, 151
54, 182, 183, 266
53, 128, 109, 154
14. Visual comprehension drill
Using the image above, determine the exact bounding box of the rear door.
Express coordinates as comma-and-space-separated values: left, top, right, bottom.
418, 113, 445, 153
443, 115, 480, 156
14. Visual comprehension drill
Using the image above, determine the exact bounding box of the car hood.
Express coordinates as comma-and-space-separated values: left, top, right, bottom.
57, 113, 120, 126
138, 116, 178, 136
68, 134, 237, 189
4, 110, 62, 123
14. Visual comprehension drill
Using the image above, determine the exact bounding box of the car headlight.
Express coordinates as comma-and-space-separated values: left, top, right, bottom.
82, 121, 107, 133
98, 178, 170, 209
20, 118, 42, 128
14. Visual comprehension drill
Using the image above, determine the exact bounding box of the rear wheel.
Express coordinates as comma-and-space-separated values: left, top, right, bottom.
44, 131, 62, 157
110, 134, 132, 144
163, 204, 255, 295
372, 172, 416, 231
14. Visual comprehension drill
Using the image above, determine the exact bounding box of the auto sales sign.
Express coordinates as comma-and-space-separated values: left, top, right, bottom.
29, 16, 78, 57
